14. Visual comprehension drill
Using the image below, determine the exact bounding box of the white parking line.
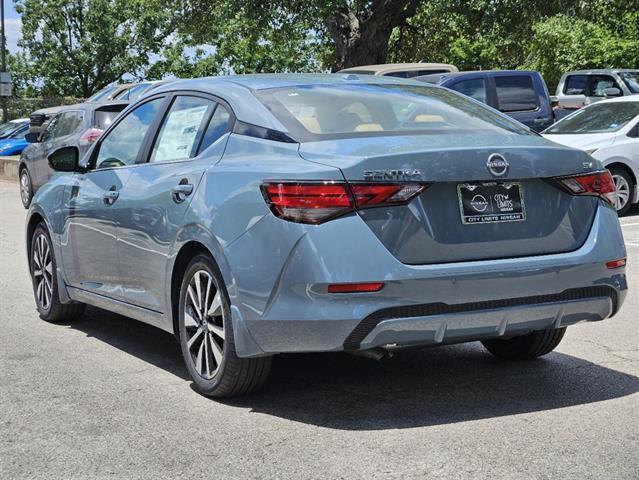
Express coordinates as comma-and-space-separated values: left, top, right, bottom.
620, 222, 639, 227
625, 242, 639, 247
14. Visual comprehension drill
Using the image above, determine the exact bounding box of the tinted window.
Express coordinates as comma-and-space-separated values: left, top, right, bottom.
495, 76, 538, 112
95, 97, 164, 168
564, 75, 588, 95
150, 96, 216, 163
449, 78, 487, 103
93, 107, 125, 130
545, 101, 639, 134
198, 105, 232, 154
255, 83, 532, 141
54, 111, 85, 137
589, 75, 621, 97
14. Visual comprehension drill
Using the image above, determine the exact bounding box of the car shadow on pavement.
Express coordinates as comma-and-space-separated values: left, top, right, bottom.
71, 307, 639, 431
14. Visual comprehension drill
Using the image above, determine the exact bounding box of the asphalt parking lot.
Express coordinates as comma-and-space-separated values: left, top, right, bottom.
0, 179, 637, 480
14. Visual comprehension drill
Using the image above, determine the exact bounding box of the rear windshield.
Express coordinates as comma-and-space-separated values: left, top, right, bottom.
94, 107, 126, 130
254, 83, 531, 141
545, 101, 639, 134
87, 85, 118, 103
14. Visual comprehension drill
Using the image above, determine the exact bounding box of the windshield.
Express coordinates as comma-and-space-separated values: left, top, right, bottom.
87, 85, 118, 103
619, 72, 639, 94
0, 121, 22, 138
545, 101, 639, 134
254, 83, 532, 141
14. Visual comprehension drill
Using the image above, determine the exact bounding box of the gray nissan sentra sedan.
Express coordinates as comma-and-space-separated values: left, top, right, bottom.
26, 74, 627, 397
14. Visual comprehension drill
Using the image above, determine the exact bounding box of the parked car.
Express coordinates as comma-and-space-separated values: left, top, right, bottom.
555, 69, 639, 110
0, 118, 29, 139
26, 74, 626, 397
113, 80, 171, 102
416, 70, 554, 132
542, 96, 639, 215
85, 83, 135, 103
19, 101, 128, 208
0, 121, 30, 155
338, 62, 458, 78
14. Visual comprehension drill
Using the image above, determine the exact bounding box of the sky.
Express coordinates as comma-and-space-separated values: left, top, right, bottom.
4, 1, 21, 54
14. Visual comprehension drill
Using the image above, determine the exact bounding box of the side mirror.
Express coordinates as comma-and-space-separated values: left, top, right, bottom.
48, 146, 79, 172
604, 87, 621, 97
25, 132, 40, 143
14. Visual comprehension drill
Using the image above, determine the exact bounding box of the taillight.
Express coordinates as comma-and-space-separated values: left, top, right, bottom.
261, 181, 426, 224
555, 170, 616, 206
79, 128, 104, 146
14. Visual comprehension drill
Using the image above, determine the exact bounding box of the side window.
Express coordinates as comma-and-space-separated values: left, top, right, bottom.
564, 75, 588, 95
40, 115, 60, 142
449, 78, 487, 104
150, 96, 216, 163
495, 76, 538, 112
197, 104, 232, 154
95, 97, 164, 169
54, 111, 85, 138
589, 75, 621, 97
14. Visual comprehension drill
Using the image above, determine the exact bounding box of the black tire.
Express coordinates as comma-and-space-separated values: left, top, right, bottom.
30, 223, 86, 322
20, 167, 33, 209
608, 166, 633, 216
178, 253, 272, 397
481, 327, 567, 360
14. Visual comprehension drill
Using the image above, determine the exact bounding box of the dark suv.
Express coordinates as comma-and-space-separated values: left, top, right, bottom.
417, 70, 555, 132
19, 102, 128, 208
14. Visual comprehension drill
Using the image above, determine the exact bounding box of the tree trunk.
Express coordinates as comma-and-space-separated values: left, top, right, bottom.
326, 0, 421, 71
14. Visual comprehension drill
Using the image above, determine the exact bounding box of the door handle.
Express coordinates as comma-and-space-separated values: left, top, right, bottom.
533, 117, 549, 124
103, 188, 119, 206
171, 181, 194, 203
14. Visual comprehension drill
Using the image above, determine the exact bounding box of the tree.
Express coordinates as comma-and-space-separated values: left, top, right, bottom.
180, 0, 425, 72
16, 0, 175, 97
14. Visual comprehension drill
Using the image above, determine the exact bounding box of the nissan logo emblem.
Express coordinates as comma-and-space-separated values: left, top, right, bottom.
486, 153, 509, 177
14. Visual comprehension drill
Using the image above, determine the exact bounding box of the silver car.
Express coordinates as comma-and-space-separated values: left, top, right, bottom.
555, 69, 639, 109
19, 102, 128, 208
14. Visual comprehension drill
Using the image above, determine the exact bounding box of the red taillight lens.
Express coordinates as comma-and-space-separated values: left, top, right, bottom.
261, 182, 353, 224
261, 181, 426, 224
328, 282, 384, 293
606, 258, 626, 269
79, 128, 104, 146
556, 171, 616, 206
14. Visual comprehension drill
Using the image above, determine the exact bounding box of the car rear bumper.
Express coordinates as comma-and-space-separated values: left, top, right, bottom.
225, 204, 627, 357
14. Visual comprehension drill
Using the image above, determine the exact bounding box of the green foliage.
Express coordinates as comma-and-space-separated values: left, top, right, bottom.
524, 13, 639, 89
16, 0, 175, 97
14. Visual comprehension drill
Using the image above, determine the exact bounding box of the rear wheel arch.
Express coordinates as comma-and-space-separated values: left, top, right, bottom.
170, 241, 217, 337
26, 212, 46, 261
607, 161, 637, 187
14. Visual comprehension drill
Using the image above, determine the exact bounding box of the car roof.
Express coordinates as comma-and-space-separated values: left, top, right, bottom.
151, 73, 437, 132
415, 70, 540, 83
588, 94, 639, 104
563, 69, 639, 75
338, 63, 458, 74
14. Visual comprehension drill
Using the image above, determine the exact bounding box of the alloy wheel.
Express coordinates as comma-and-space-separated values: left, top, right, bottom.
612, 174, 630, 212
33, 233, 53, 311
183, 270, 226, 380
20, 171, 31, 206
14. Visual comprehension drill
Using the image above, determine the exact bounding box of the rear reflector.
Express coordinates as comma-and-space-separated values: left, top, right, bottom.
555, 170, 616, 206
328, 282, 384, 293
261, 181, 426, 224
606, 259, 626, 269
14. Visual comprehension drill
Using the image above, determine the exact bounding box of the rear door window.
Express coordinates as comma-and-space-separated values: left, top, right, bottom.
495, 76, 538, 112
54, 111, 85, 138
150, 96, 217, 163
448, 78, 487, 103
588, 75, 621, 97
564, 75, 588, 95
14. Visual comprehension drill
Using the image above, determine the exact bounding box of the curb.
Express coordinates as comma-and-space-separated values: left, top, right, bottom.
0, 156, 19, 181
